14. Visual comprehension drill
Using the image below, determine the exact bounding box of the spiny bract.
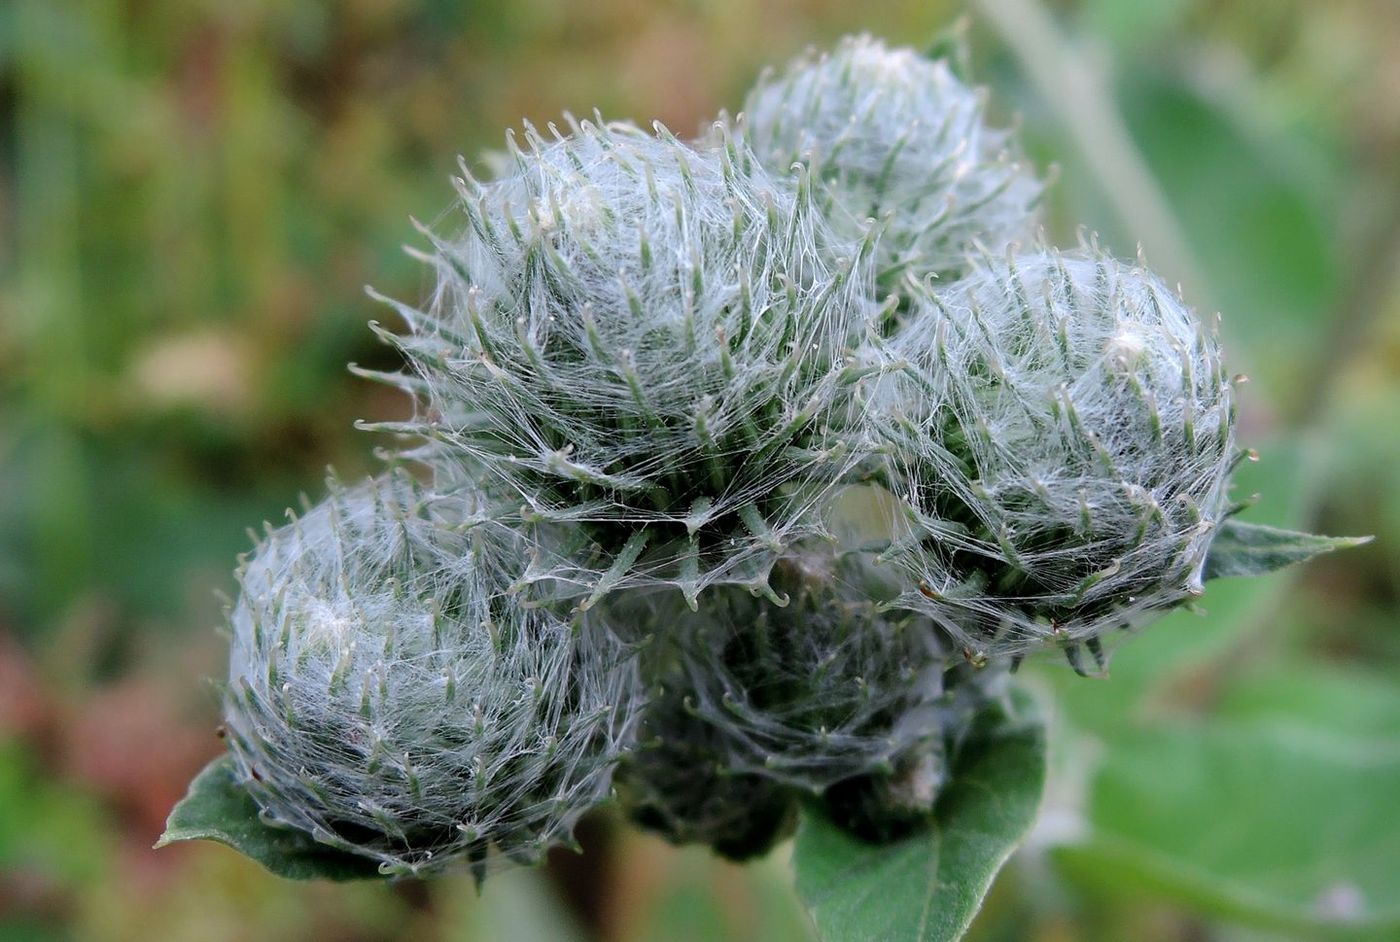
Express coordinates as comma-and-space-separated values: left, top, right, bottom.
875, 249, 1237, 665
222, 473, 643, 876
742, 34, 1042, 291
367, 116, 878, 610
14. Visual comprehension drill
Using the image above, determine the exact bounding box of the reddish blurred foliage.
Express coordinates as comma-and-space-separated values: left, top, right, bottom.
0, 630, 52, 741
58, 673, 222, 841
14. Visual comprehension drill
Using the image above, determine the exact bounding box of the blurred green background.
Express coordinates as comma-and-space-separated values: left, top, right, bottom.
1, 1, 1397, 940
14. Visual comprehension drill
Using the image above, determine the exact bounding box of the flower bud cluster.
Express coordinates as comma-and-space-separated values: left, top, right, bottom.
215, 32, 1248, 874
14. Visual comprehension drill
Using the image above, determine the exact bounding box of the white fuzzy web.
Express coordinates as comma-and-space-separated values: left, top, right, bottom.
622, 543, 999, 794
675, 548, 945, 791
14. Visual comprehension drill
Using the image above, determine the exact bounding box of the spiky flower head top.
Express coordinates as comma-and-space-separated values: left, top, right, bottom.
614, 685, 801, 862
222, 473, 643, 877
876, 249, 1237, 666
368, 116, 878, 609
742, 34, 1042, 291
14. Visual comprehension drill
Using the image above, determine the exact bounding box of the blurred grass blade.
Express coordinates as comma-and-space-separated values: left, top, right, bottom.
1205, 519, 1371, 580
792, 690, 1046, 942
973, 0, 1211, 306
158, 755, 381, 881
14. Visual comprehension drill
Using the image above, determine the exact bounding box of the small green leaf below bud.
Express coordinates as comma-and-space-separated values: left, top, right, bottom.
1204, 519, 1372, 580
157, 755, 381, 882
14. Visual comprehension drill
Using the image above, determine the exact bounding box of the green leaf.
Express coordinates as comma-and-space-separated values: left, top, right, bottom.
1205, 518, 1370, 580
792, 690, 1046, 942
1055, 719, 1400, 938
156, 755, 383, 881
1216, 661, 1400, 740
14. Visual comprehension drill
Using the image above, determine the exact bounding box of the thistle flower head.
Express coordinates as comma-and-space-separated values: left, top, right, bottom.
642, 544, 955, 793
618, 540, 1008, 851
221, 473, 642, 876
615, 686, 799, 861
823, 657, 1010, 840
876, 249, 1236, 662
742, 34, 1042, 288
370, 116, 877, 608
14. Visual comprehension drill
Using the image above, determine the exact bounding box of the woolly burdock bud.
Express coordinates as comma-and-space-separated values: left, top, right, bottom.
824, 660, 1009, 841
370, 118, 875, 607
654, 545, 953, 793
615, 687, 799, 862
877, 250, 1235, 661
742, 34, 1042, 288
221, 473, 642, 876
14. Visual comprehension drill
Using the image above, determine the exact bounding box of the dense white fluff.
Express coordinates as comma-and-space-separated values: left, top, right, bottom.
743, 34, 1042, 288
222, 473, 642, 876
877, 250, 1236, 662
366, 118, 879, 609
